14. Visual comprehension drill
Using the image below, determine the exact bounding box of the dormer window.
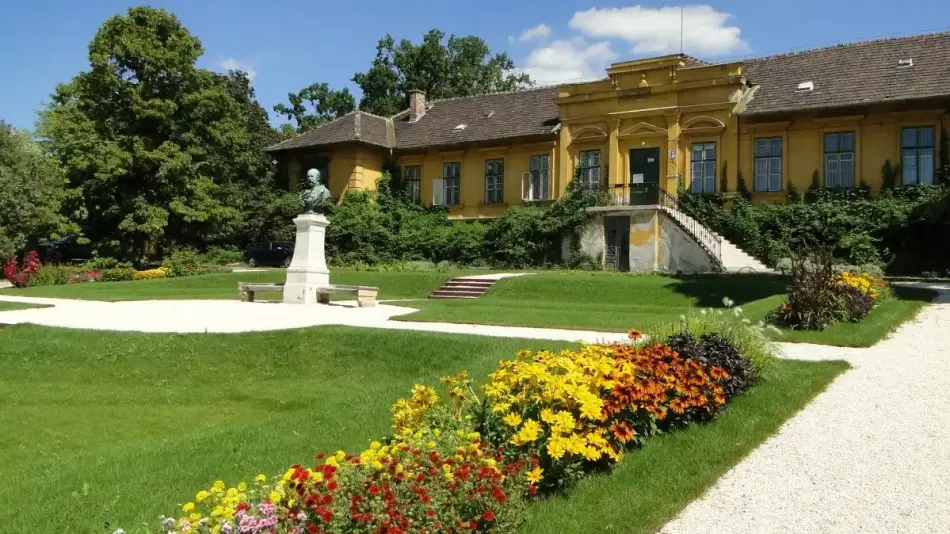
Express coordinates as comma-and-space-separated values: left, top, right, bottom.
796, 81, 814, 92
898, 58, 914, 68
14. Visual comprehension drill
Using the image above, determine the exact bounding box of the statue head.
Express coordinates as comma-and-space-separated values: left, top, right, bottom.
306, 168, 321, 185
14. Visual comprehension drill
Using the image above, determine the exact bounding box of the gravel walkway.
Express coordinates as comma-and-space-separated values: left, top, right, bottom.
662, 283, 950, 533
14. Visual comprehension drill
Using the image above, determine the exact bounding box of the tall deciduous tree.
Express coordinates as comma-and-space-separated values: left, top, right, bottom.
0, 121, 75, 262
353, 30, 533, 117
38, 7, 272, 260
273, 83, 356, 132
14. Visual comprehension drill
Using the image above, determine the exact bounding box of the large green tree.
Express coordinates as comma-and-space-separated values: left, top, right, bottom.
39, 7, 273, 260
353, 29, 533, 116
273, 83, 356, 132
0, 122, 75, 262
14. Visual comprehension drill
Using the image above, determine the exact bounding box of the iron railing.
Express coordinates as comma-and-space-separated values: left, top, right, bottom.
593, 184, 723, 268
657, 188, 723, 268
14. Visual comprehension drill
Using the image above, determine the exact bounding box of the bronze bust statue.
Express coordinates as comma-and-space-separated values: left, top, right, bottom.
301, 168, 330, 214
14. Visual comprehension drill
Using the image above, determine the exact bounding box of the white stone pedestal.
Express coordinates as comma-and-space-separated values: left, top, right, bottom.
282, 213, 330, 304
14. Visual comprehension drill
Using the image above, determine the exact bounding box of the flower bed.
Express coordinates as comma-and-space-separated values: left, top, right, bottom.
768, 250, 889, 331
155, 311, 771, 534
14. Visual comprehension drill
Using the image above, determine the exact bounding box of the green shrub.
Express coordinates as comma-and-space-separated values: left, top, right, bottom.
197, 246, 242, 265
161, 249, 202, 278
31, 265, 74, 286
100, 267, 136, 282
767, 250, 846, 330
81, 257, 132, 270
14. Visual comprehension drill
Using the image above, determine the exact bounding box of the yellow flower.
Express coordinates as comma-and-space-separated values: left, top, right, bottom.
526, 466, 544, 484
254, 474, 267, 484
188, 513, 202, 523
511, 418, 542, 445
237, 482, 248, 492
433, 428, 441, 436
310, 471, 324, 483
182, 502, 195, 513
503, 413, 523, 427
213, 480, 225, 491
195, 490, 210, 503
269, 491, 282, 504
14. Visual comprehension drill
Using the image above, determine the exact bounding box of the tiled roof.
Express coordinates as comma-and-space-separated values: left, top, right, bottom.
742, 32, 950, 115
392, 87, 560, 149
265, 111, 392, 152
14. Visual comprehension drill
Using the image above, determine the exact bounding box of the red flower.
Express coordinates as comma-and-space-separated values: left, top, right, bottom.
492, 487, 507, 504
326, 480, 339, 492
528, 485, 538, 495
368, 484, 381, 496
483, 510, 496, 521
307, 525, 319, 534
470, 521, 480, 531
426, 509, 436, 517
318, 507, 333, 522
315, 453, 325, 460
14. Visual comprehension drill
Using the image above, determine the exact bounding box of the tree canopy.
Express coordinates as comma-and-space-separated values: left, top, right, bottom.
0, 121, 75, 262
353, 29, 532, 116
273, 83, 356, 132
38, 6, 275, 260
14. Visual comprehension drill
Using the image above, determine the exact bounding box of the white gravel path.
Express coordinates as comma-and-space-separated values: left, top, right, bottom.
662, 283, 950, 534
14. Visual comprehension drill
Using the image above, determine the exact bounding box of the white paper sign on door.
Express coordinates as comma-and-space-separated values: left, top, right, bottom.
632, 173, 645, 184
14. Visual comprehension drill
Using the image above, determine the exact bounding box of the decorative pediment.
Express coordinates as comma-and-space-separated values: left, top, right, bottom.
682, 115, 726, 132
618, 121, 668, 138
571, 126, 609, 140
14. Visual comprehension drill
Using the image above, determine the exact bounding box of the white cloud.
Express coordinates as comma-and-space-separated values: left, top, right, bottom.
569, 5, 748, 56
519, 38, 616, 85
218, 57, 257, 81
517, 23, 552, 43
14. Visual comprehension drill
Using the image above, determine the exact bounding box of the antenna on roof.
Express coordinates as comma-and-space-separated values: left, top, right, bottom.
680, 6, 684, 55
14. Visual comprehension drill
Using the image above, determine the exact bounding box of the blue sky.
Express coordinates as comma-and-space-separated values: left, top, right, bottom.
3, 0, 949, 131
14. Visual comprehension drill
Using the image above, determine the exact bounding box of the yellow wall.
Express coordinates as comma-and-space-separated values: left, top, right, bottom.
398, 141, 558, 220
285, 144, 389, 200
738, 111, 949, 200
277, 53, 950, 217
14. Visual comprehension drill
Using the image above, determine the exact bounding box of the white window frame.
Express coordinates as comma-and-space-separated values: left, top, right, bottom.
753, 137, 783, 192
484, 159, 504, 204
578, 150, 601, 190
440, 162, 460, 205
901, 126, 935, 185
432, 178, 446, 206
403, 165, 421, 203
823, 132, 855, 188
690, 142, 716, 194
522, 154, 551, 201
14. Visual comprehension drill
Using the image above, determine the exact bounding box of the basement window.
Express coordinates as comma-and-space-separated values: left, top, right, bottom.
796, 81, 814, 92
898, 58, 914, 68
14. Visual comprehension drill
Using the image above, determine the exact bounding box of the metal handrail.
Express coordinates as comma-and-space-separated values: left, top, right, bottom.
657, 188, 723, 268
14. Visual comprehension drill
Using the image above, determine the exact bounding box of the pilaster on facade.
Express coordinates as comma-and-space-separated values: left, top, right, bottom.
609, 119, 622, 186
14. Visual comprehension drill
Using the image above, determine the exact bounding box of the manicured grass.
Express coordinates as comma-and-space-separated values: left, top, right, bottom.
2, 269, 479, 301
2, 323, 846, 533
399, 273, 936, 347
0, 302, 42, 312
0, 324, 571, 533
522, 358, 849, 533
740, 285, 936, 347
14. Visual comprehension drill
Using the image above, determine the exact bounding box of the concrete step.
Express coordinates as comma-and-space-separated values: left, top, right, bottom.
427, 276, 499, 299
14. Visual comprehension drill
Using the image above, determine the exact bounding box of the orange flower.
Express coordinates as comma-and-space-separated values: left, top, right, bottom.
714, 393, 727, 405
628, 329, 643, 340
669, 398, 688, 414
709, 366, 729, 380
610, 421, 636, 443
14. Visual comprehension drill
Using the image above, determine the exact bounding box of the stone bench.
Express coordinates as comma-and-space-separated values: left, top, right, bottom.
238, 282, 378, 307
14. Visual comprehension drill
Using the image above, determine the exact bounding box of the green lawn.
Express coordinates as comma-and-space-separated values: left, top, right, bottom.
0, 323, 846, 533
3, 269, 474, 301
0, 302, 42, 312
401, 273, 936, 347
3, 270, 934, 346
523, 358, 848, 534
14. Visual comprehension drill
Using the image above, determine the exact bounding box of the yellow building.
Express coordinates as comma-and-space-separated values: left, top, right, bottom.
267, 32, 950, 272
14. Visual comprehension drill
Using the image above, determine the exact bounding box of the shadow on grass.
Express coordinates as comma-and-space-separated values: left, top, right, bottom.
664, 273, 788, 308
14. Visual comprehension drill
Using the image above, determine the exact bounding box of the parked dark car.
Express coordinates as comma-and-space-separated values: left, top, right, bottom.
242, 241, 294, 267
37, 234, 93, 264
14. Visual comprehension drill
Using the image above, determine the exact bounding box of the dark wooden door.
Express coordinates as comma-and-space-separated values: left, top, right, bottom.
629, 148, 660, 205
604, 216, 630, 272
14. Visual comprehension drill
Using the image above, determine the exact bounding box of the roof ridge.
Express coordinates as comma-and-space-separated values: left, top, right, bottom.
267, 110, 359, 150
354, 109, 391, 121
388, 85, 561, 121
353, 111, 361, 139
747, 30, 950, 63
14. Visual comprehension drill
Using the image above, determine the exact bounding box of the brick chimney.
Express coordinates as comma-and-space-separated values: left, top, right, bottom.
408, 89, 426, 122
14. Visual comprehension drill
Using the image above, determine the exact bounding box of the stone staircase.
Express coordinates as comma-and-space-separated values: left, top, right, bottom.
659, 200, 770, 273
428, 277, 498, 299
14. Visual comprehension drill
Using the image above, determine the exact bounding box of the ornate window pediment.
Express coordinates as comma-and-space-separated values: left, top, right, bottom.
618, 121, 668, 138
571, 126, 609, 140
